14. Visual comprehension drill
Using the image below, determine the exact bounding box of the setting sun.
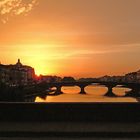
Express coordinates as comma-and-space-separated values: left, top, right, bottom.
18, 43, 59, 76
34, 64, 54, 76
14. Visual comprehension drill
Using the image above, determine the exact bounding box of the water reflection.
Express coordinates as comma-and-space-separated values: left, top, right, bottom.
35, 85, 137, 103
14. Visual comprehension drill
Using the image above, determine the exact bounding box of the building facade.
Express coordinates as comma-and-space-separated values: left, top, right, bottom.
0, 59, 36, 86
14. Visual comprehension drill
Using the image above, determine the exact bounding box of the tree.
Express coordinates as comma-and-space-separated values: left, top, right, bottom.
61, 77, 76, 82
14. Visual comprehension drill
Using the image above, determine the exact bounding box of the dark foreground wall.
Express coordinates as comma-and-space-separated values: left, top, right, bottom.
1, 103, 140, 139
0, 102, 140, 122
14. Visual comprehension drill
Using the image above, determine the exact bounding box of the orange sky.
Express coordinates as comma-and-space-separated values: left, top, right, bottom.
0, 0, 140, 77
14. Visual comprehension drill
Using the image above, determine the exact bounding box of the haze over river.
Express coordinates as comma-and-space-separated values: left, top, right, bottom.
35, 85, 138, 103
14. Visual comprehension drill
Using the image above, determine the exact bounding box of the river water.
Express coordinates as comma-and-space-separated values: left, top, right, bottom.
35, 85, 138, 102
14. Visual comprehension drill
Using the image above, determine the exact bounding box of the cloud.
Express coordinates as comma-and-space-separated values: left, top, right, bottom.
49, 43, 140, 60
0, 0, 37, 23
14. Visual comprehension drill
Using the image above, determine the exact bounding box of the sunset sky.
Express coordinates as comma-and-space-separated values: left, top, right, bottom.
0, 0, 140, 78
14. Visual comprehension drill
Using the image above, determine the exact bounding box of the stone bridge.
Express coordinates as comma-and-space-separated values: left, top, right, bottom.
39, 81, 140, 97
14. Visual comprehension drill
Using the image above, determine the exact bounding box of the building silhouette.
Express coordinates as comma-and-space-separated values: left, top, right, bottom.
0, 59, 35, 86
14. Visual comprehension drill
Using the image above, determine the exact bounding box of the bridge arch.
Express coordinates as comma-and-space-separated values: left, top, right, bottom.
113, 86, 131, 97
61, 86, 80, 94
85, 85, 107, 95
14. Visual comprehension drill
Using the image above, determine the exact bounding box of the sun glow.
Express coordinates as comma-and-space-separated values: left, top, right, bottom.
15, 43, 58, 76
34, 64, 53, 76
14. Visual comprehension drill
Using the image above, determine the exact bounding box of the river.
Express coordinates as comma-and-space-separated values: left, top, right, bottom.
35, 85, 138, 102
